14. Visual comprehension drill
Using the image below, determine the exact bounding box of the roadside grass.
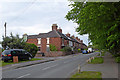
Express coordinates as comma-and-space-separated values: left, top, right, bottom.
71, 71, 102, 80
88, 57, 104, 64
95, 51, 100, 52
0, 58, 43, 67
98, 52, 105, 56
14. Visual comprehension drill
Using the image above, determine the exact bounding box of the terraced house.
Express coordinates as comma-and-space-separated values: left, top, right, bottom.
23, 24, 87, 56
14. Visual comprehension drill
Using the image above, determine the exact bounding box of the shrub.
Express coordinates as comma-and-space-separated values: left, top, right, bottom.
50, 44, 57, 51
23, 43, 38, 57
62, 47, 72, 52
113, 53, 120, 57
60, 49, 64, 51
2, 49, 4, 52
78, 49, 81, 52
73, 47, 78, 53
62, 47, 72, 55
115, 57, 120, 63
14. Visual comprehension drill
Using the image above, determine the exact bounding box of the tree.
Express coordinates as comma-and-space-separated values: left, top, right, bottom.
23, 43, 38, 57
2, 33, 38, 57
2, 33, 24, 49
66, 2, 120, 54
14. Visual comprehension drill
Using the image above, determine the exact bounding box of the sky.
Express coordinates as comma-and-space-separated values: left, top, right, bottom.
0, 0, 89, 47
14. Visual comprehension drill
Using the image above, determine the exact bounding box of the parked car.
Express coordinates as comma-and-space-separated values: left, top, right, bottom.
82, 50, 88, 54
1, 49, 33, 62
88, 48, 93, 53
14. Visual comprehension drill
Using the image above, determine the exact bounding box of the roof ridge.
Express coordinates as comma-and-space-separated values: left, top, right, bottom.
54, 30, 61, 37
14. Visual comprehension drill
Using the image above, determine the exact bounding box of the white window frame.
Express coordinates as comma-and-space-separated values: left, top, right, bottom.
47, 38, 50, 44
37, 38, 41, 44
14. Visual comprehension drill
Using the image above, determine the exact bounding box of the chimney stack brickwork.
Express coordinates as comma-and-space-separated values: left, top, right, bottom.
58, 28, 62, 33
52, 24, 58, 31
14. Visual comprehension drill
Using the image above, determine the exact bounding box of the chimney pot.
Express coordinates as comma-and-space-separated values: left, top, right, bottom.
66, 33, 70, 37
57, 27, 62, 33
80, 40, 83, 43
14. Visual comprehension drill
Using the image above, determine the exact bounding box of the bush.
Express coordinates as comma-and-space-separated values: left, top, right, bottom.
115, 57, 120, 63
50, 44, 57, 51
2, 49, 4, 52
62, 47, 72, 55
62, 47, 72, 52
73, 47, 78, 53
78, 49, 81, 53
23, 43, 38, 57
113, 53, 120, 57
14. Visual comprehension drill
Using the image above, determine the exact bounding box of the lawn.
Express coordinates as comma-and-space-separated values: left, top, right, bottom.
88, 57, 104, 64
0, 58, 42, 67
71, 71, 102, 80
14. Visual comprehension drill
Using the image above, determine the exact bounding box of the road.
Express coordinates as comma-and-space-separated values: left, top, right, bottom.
2, 52, 99, 78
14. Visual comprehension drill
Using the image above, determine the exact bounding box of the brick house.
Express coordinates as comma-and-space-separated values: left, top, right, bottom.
23, 24, 87, 55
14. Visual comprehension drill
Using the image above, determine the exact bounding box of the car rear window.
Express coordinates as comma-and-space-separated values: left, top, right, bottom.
2, 50, 11, 55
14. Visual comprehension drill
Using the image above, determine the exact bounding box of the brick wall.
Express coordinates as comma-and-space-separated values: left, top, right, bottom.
27, 38, 38, 45
41, 38, 47, 53
49, 37, 62, 51
45, 51, 65, 57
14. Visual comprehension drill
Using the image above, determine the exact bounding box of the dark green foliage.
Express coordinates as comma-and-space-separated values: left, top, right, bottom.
49, 44, 57, 51
115, 57, 120, 63
23, 43, 38, 57
73, 47, 78, 53
2, 33, 24, 49
62, 46, 72, 52
2, 33, 38, 57
66, 2, 120, 55
62, 47, 72, 55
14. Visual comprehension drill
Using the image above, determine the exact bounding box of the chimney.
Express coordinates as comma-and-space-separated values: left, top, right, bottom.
71, 35, 75, 38
52, 24, 58, 31
57, 27, 62, 33
78, 39, 80, 42
76, 37, 79, 41
80, 40, 83, 43
66, 33, 70, 37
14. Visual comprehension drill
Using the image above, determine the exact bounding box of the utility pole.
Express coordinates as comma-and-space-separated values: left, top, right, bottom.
4, 22, 7, 38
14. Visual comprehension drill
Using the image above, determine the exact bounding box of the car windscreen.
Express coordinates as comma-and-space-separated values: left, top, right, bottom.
2, 50, 11, 55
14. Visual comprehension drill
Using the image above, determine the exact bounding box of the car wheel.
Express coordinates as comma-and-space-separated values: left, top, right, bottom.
28, 57, 31, 60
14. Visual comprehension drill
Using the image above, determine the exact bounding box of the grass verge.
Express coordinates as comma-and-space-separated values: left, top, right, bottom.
98, 52, 105, 56
0, 58, 43, 67
71, 71, 102, 80
88, 57, 104, 64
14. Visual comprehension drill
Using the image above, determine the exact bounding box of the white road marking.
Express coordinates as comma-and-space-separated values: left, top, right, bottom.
18, 74, 30, 78
42, 64, 58, 70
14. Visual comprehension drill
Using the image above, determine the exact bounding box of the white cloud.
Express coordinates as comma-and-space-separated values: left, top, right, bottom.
0, 1, 89, 46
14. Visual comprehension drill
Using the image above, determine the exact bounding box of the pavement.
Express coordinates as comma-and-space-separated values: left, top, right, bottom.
2, 52, 99, 78
81, 52, 119, 79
